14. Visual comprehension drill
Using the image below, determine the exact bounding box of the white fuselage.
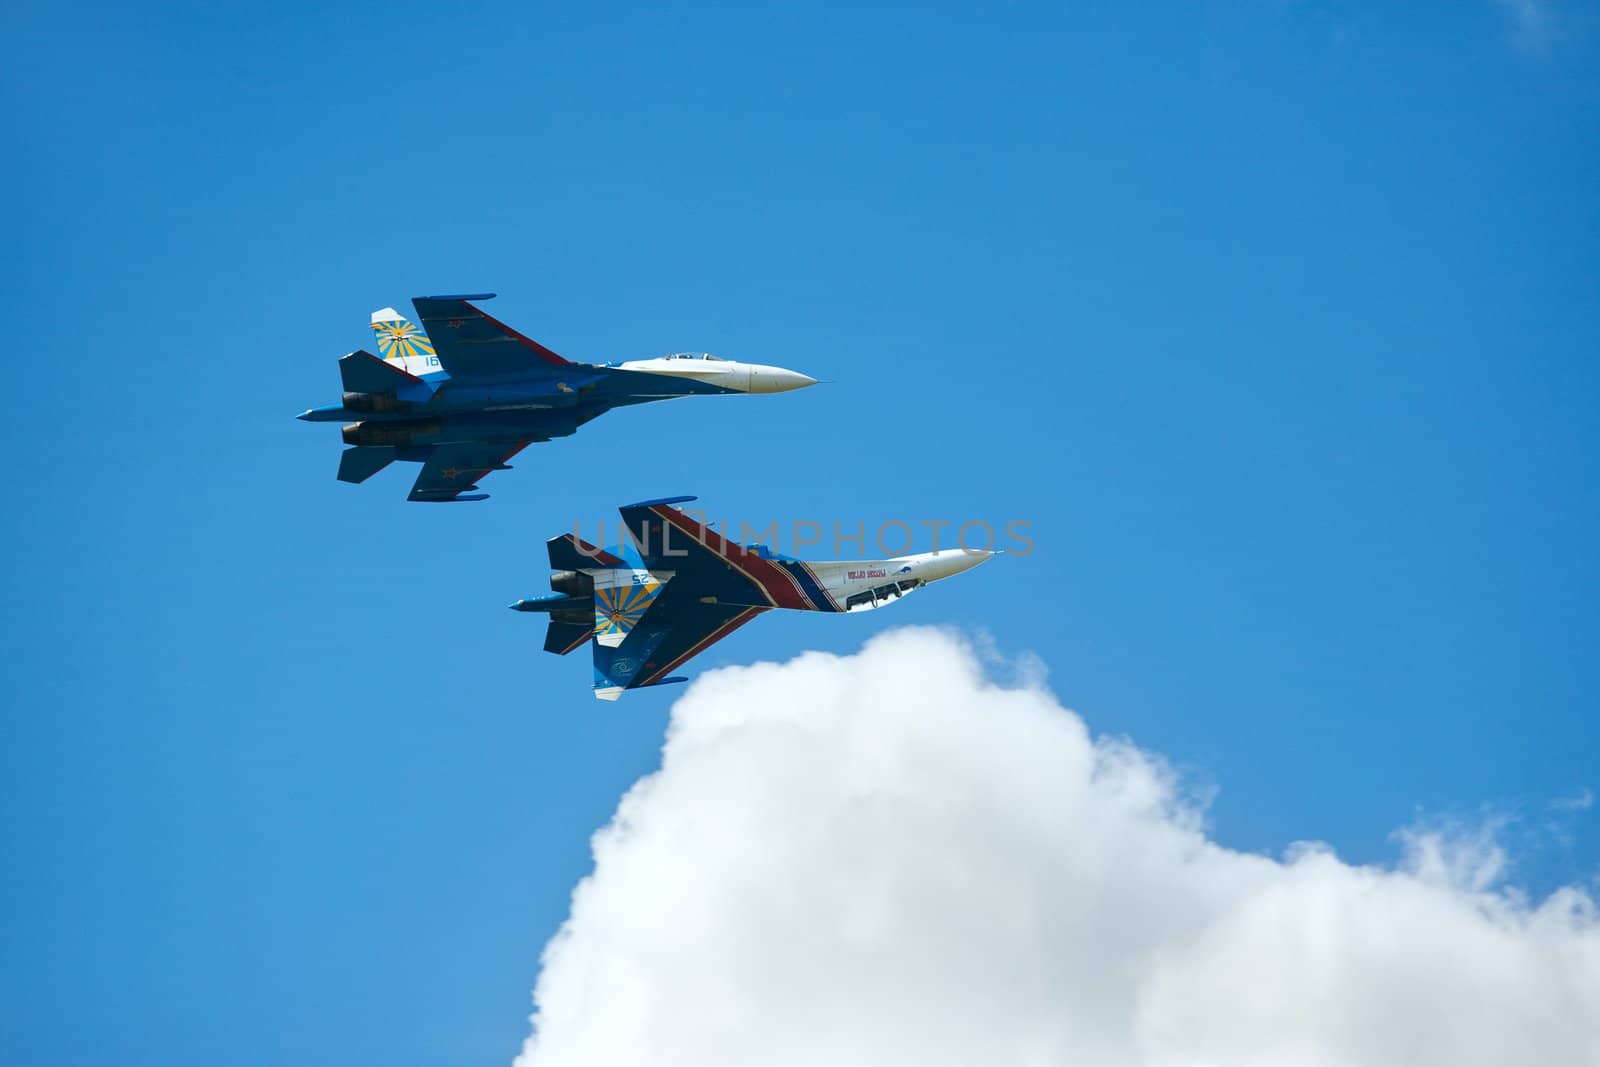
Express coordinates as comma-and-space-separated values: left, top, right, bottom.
616, 353, 817, 394
586, 547, 995, 622
806, 549, 998, 612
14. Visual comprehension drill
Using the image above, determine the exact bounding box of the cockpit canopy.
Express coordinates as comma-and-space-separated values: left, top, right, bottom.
661, 352, 726, 362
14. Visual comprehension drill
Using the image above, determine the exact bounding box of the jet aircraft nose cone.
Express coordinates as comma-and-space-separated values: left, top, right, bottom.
746, 365, 819, 393
912, 548, 999, 583
947, 549, 998, 573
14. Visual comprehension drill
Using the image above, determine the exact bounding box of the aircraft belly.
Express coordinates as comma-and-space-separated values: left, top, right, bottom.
810, 560, 923, 612
430, 408, 599, 442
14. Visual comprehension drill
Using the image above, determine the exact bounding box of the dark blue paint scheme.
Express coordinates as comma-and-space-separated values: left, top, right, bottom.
298, 295, 740, 502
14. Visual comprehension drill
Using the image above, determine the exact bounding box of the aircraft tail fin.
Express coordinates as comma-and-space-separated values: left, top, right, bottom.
592, 578, 665, 648
591, 625, 671, 699
337, 446, 395, 484
369, 307, 438, 375
593, 675, 687, 701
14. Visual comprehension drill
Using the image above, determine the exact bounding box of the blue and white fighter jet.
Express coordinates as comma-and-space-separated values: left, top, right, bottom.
298, 295, 816, 501
512, 497, 999, 699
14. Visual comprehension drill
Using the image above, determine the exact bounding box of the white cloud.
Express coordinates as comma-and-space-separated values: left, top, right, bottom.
515, 628, 1600, 1067
1553, 787, 1595, 813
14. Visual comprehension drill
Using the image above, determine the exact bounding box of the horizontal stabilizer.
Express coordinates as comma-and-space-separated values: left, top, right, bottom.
547, 532, 624, 571
544, 621, 590, 655
339, 350, 433, 400
337, 446, 395, 484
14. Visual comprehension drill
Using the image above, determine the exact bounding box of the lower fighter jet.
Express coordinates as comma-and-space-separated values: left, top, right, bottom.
298, 294, 816, 502
511, 496, 998, 699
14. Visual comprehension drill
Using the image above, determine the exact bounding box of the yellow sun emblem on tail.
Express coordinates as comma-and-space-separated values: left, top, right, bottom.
594, 581, 661, 639
371, 319, 437, 361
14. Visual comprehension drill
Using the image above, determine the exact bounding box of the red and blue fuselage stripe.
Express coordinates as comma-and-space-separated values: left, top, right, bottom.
784, 561, 842, 612
650, 506, 818, 610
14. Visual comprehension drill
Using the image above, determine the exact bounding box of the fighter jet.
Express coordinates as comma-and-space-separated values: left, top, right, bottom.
297, 295, 816, 501
512, 496, 999, 699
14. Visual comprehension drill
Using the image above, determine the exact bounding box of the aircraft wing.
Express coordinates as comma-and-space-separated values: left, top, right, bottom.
617, 496, 840, 611
630, 596, 768, 689
410, 294, 576, 381
407, 440, 531, 502
594, 579, 768, 695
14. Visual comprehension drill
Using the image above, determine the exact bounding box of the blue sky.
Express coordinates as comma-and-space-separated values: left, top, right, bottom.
4, 2, 1597, 1064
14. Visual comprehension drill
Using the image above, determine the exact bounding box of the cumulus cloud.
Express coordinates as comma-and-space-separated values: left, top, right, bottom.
516, 628, 1600, 1067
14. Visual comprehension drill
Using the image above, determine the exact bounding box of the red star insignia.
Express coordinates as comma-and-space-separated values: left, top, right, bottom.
442, 467, 460, 480
447, 319, 464, 328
